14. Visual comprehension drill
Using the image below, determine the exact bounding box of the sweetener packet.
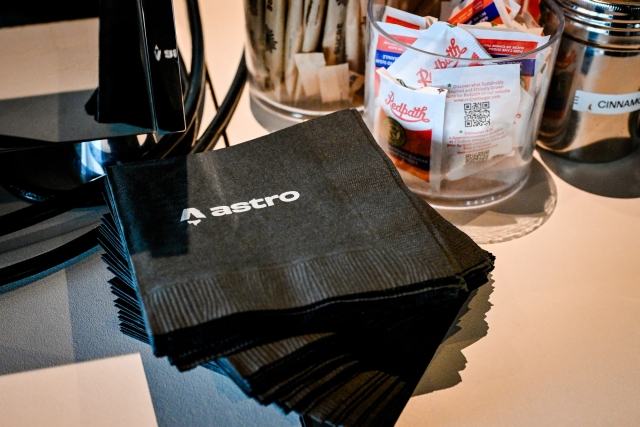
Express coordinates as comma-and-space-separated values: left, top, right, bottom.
265, 0, 286, 98
428, 64, 521, 188
294, 52, 326, 99
318, 63, 350, 103
302, 0, 327, 53
467, 21, 544, 36
322, 0, 348, 65
371, 22, 422, 71
284, 0, 305, 98
386, 22, 492, 89
442, 0, 516, 27
345, 0, 363, 73
458, 25, 550, 92
375, 69, 447, 183
382, 5, 429, 29
365, 22, 422, 122
245, 0, 268, 88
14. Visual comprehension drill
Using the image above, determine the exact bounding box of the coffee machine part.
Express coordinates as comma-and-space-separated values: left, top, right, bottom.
539, 0, 640, 163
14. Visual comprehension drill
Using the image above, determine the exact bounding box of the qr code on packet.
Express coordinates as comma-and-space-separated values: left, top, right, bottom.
464, 102, 490, 127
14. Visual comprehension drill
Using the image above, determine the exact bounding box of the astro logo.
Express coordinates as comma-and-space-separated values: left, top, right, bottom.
180, 191, 301, 226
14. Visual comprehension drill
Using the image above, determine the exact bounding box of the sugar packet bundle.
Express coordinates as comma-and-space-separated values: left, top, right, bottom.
386, 22, 492, 89
428, 64, 521, 188
458, 24, 550, 93
375, 69, 447, 183
441, 0, 520, 27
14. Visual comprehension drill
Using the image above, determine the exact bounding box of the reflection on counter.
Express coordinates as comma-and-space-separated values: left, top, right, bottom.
412, 281, 493, 397
538, 146, 640, 199
434, 158, 557, 244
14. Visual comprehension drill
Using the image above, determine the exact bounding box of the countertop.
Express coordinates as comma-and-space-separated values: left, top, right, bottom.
1, 1, 639, 426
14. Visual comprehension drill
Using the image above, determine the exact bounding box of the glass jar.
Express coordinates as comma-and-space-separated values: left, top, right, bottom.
538, 0, 640, 163
364, 0, 565, 208
244, 0, 367, 130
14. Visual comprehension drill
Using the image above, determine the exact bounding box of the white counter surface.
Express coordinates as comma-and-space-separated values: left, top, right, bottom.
0, 1, 638, 426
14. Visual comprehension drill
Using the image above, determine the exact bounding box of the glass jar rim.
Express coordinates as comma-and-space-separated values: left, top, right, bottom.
367, 0, 566, 63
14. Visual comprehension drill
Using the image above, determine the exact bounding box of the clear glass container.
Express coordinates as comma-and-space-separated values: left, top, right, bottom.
364, 0, 565, 208
244, 0, 366, 130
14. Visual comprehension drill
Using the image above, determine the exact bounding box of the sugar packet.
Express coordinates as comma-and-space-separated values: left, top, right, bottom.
345, 0, 363, 73
428, 64, 521, 188
265, 0, 286, 99
442, 0, 517, 27
365, 22, 422, 120
467, 21, 544, 36
375, 69, 447, 184
322, 0, 348, 65
302, 0, 327, 53
381, 5, 430, 29
284, 0, 305, 98
386, 22, 492, 89
458, 25, 550, 92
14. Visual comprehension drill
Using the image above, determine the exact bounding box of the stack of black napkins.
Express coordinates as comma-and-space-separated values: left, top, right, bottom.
98, 109, 494, 426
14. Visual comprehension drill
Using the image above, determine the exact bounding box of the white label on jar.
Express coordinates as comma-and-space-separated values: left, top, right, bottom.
573, 90, 640, 115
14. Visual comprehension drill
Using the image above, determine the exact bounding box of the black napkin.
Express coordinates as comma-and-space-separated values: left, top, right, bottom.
98, 109, 495, 426
102, 109, 491, 370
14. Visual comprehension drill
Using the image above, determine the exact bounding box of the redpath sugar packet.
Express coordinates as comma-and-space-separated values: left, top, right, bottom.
429, 64, 521, 188
458, 24, 550, 92
375, 69, 447, 184
385, 22, 492, 89
442, 0, 520, 27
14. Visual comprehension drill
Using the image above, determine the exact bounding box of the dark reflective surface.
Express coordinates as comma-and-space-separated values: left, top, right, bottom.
0, 0, 184, 148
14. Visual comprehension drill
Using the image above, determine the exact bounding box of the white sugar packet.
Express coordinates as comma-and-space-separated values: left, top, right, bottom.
302, 0, 327, 53
294, 52, 326, 98
322, 0, 348, 65
318, 63, 351, 103
345, 0, 363, 72
375, 69, 447, 184
364, 22, 423, 126
457, 25, 549, 93
386, 22, 492, 89
245, 0, 268, 88
462, 21, 545, 36
284, 0, 305, 98
428, 64, 521, 188
265, 0, 286, 99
